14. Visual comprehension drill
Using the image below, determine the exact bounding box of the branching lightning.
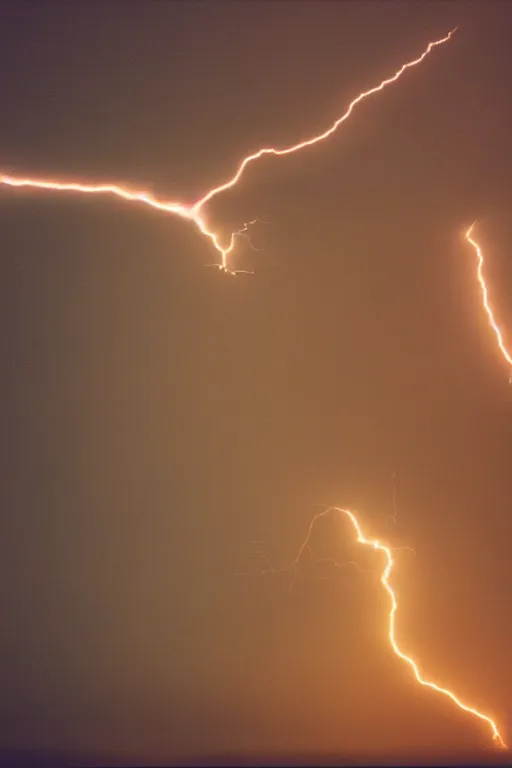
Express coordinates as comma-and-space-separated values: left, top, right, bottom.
465, 222, 512, 372
1, 28, 456, 273
260, 507, 506, 748
1, 22, 505, 751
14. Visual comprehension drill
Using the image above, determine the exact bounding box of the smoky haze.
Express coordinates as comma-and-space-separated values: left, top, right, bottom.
0, 2, 511, 764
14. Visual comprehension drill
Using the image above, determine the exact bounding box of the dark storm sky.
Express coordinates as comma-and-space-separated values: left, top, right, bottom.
1, 2, 511, 763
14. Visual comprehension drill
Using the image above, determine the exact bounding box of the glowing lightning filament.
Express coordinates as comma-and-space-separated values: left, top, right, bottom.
465, 223, 512, 372
1, 28, 457, 272
192, 28, 458, 213
264, 507, 506, 748
2, 23, 505, 752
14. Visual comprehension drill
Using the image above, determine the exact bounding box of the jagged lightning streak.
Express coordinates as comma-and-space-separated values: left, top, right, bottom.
192, 28, 458, 214
0, 174, 240, 270
465, 222, 512, 372
263, 506, 506, 748
0, 28, 456, 272
3, 23, 501, 751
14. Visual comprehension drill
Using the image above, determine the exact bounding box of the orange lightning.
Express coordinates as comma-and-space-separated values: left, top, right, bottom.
0, 174, 242, 273
1, 28, 456, 272
3, 23, 501, 751
191, 28, 457, 213
263, 507, 506, 748
465, 222, 512, 372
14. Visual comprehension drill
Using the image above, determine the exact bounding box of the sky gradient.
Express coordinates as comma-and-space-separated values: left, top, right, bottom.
1, 2, 511, 764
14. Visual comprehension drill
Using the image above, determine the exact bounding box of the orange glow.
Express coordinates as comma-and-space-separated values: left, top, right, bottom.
1, 29, 456, 272
465, 223, 512, 370
3, 25, 504, 751
263, 507, 506, 748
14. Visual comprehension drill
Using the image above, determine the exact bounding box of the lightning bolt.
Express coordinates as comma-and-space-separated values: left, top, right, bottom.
465, 222, 512, 372
1, 28, 456, 273
3, 23, 502, 752
191, 28, 458, 213
260, 506, 506, 749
